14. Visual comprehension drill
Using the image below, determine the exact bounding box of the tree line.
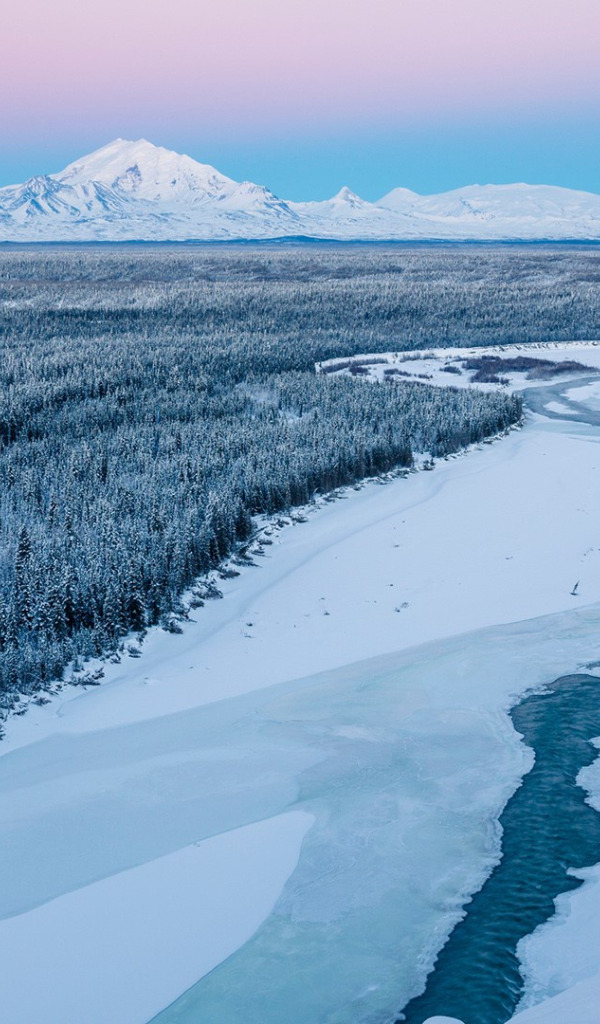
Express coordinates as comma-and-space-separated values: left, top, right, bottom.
8, 244, 590, 705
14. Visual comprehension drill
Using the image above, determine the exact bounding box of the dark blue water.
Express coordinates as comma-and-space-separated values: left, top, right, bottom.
397, 673, 600, 1024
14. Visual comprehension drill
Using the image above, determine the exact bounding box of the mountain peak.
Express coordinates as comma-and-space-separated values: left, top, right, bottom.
55, 139, 236, 203
331, 186, 366, 206
375, 186, 421, 211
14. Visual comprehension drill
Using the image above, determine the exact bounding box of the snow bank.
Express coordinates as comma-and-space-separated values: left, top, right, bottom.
423, 1018, 465, 1024
509, 975, 600, 1023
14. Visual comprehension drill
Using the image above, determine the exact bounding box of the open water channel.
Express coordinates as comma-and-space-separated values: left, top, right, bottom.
398, 673, 600, 1024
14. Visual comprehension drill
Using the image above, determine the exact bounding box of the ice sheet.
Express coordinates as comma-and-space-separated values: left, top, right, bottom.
150, 609, 600, 1023
566, 380, 600, 410
0, 813, 312, 1024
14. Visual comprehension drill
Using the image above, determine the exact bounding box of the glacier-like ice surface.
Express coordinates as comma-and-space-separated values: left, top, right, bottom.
149, 610, 600, 1024
0, 812, 313, 1024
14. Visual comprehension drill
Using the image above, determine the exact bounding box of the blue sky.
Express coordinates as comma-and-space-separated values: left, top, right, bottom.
2, 0, 599, 198
4, 115, 600, 201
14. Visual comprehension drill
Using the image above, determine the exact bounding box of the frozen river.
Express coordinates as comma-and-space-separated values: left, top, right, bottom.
1, 347, 600, 1024
522, 374, 600, 427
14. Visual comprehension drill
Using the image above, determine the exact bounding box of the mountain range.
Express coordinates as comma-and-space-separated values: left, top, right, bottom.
2, 138, 600, 242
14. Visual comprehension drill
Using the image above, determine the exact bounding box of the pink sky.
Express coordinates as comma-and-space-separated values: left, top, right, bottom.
2, 0, 599, 197
3, 0, 599, 137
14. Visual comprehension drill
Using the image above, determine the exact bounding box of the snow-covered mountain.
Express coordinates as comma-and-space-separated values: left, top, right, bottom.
0, 140, 301, 241
57, 138, 235, 205
2, 138, 600, 241
376, 182, 600, 239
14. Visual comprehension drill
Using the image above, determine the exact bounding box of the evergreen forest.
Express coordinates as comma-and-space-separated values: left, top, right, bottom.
2, 243, 598, 708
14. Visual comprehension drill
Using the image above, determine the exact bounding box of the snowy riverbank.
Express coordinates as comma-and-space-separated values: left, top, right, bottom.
1, 343, 600, 1023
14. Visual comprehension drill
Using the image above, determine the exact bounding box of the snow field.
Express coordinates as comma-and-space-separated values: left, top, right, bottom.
319, 339, 600, 392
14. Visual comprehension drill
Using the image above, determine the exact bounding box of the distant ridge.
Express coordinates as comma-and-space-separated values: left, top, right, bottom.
2, 139, 600, 242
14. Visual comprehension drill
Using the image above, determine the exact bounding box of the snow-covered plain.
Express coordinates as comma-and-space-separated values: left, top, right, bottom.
1, 342, 600, 1023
